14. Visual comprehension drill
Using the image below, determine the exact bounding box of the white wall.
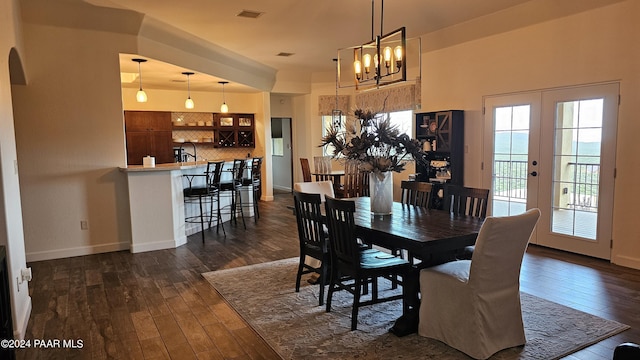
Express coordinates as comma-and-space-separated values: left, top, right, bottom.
1, 0, 33, 340
420, 1, 640, 268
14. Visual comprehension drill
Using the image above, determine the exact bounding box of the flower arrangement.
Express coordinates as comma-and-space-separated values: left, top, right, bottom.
320, 108, 428, 179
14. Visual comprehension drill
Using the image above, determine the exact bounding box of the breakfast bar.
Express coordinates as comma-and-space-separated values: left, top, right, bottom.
120, 160, 254, 253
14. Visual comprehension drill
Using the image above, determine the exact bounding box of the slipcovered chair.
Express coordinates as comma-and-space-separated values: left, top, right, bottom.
293, 181, 335, 201
418, 208, 541, 359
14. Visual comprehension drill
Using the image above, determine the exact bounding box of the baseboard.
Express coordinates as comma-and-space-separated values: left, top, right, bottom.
13, 296, 31, 340
26, 242, 130, 262
130, 237, 185, 254
273, 185, 292, 191
612, 254, 640, 270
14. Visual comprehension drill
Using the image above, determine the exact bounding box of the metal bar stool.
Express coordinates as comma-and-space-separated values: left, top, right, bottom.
219, 159, 247, 229
183, 161, 225, 243
242, 157, 263, 222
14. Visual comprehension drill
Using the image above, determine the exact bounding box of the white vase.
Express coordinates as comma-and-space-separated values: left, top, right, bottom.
369, 171, 393, 215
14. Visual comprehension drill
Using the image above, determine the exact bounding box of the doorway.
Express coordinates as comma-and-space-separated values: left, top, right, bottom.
483, 83, 618, 259
271, 118, 293, 192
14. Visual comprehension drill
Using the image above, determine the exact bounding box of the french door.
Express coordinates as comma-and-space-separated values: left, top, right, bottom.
483, 83, 618, 259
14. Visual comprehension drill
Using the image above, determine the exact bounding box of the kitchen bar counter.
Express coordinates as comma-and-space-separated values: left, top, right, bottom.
121, 160, 254, 253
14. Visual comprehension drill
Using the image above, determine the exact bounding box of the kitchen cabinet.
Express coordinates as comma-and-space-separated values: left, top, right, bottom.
213, 113, 255, 148
125, 111, 174, 164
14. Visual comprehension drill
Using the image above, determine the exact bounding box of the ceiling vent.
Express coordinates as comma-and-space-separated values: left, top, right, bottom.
277, 52, 295, 57
237, 10, 264, 19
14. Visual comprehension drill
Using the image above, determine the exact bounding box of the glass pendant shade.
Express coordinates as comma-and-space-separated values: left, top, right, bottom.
220, 102, 229, 113
136, 89, 147, 102
185, 97, 194, 109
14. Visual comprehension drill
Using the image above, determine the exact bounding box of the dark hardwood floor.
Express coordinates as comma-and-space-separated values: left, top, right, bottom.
16, 191, 640, 359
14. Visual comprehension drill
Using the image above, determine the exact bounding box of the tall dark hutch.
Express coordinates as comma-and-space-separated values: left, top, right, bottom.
415, 110, 464, 207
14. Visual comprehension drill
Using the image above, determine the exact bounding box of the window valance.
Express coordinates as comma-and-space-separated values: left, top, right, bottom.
355, 79, 421, 113
318, 95, 350, 116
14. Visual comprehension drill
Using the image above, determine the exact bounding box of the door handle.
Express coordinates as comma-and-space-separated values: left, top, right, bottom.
529, 171, 538, 177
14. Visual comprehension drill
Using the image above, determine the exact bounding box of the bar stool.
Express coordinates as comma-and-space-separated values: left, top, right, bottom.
219, 159, 247, 229
242, 157, 263, 222
183, 161, 225, 243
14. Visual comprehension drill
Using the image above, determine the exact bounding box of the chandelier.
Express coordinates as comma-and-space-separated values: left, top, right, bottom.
340, 0, 407, 90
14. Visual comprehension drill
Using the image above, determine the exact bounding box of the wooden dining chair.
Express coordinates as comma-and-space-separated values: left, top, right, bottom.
400, 181, 433, 208
324, 196, 411, 330
337, 159, 363, 198
293, 191, 331, 306
313, 156, 333, 182
442, 184, 490, 259
300, 158, 312, 182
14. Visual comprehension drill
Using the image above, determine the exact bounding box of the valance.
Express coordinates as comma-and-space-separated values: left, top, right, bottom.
318, 95, 350, 116
355, 80, 421, 113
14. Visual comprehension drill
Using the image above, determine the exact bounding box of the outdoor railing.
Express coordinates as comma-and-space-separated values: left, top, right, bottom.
493, 160, 600, 212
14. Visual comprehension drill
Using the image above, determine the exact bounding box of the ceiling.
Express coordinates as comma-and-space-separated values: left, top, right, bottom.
106, 0, 616, 92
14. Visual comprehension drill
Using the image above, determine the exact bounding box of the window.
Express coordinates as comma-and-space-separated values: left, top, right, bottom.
321, 110, 413, 156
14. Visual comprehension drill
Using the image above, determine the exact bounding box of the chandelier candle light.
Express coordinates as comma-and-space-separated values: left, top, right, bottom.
350, 0, 406, 90
132, 58, 148, 103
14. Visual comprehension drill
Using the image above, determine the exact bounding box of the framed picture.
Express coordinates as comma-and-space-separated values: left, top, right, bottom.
239, 117, 252, 126
220, 117, 234, 127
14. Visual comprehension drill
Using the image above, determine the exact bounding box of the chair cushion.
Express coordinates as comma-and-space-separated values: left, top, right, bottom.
360, 250, 410, 269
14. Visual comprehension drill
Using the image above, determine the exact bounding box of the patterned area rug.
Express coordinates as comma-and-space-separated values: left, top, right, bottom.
202, 258, 629, 359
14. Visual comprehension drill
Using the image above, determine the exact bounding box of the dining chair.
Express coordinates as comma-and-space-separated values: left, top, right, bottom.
337, 159, 363, 198
418, 208, 540, 359
442, 185, 490, 259
400, 181, 433, 208
293, 181, 335, 201
313, 156, 333, 182
293, 190, 331, 306
183, 161, 226, 242
324, 196, 411, 330
300, 158, 312, 182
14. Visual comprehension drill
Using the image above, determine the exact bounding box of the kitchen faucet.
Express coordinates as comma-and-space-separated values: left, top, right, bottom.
179, 142, 197, 163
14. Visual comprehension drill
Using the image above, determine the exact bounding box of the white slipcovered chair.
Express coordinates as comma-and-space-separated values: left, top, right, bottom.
293, 181, 335, 201
418, 208, 541, 360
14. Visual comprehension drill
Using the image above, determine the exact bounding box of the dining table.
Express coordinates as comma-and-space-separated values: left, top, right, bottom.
348, 197, 485, 336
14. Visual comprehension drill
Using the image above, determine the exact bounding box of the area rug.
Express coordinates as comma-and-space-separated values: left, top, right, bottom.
202, 258, 629, 359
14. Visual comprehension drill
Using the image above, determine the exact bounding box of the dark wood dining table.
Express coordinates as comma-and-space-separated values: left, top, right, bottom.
347, 197, 485, 336
350, 197, 484, 261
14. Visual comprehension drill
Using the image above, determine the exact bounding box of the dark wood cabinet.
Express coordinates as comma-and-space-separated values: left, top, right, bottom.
124, 111, 174, 165
213, 113, 255, 148
415, 110, 464, 186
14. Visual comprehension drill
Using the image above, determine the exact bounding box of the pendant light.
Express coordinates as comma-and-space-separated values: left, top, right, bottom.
182, 72, 195, 109
219, 81, 229, 113
132, 58, 148, 102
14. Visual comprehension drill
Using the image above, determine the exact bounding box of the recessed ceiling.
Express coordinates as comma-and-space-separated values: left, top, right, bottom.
103, 0, 624, 91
